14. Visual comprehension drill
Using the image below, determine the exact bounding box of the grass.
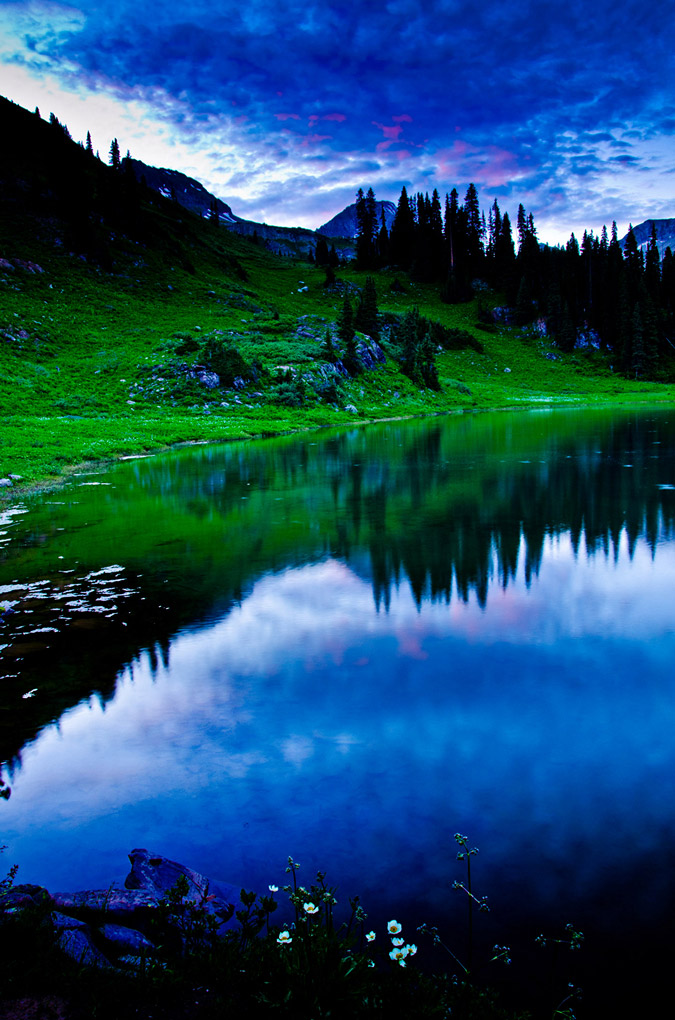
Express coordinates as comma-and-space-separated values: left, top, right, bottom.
1, 176, 673, 498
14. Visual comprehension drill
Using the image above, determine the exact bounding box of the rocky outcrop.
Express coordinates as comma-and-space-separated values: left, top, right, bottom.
0, 850, 245, 973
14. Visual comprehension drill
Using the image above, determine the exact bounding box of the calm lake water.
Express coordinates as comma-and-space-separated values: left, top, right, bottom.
2, 407, 675, 1016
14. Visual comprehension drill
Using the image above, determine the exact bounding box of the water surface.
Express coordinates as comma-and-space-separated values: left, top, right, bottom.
2, 407, 675, 1016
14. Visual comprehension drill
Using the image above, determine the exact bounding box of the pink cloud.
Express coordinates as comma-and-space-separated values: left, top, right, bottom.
434, 141, 522, 188
373, 121, 404, 142
392, 114, 413, 123
298, 133, 332, 149
309, 112, 347, 126
275, 113, 300, 121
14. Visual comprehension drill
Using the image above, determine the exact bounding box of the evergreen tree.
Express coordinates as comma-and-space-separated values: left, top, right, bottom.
377, 208, 389, 264
354, 276, 380, 341
315, 236, 329, 266
337, 294, 360, 374
321, 328, 337, 362
645, 223, 661, 302
109, 138, 121, 170
389, 186, 416, 268
85, 130, 94, 156
355, 187, 378, 268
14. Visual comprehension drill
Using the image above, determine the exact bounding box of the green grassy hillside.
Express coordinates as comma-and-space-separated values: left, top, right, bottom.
1, 96, 673, 495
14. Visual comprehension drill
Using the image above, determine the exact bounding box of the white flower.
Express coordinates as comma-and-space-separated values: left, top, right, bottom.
391, 936, 404, 947
303, 902, 319, 914
277, 931, 292, 945
398, 959, 407, 967
366, 931, 376, 942
405, 943, 417, 956
387, 920, 402, 935
268, 885, 279, 893
389, 946, 409, 962
368, 959, 375, 968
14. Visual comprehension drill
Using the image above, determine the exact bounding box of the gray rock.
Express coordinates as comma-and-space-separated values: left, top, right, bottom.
0, 884, 54, 913
0, 478, 13, 487
125, 849, 238, 926
98, 922, 156, 956
188, 368, 220, 389
57, 926, 111, 968
52, 888, 161, 926
344, 404, 358, 414
52, 911, 89, 932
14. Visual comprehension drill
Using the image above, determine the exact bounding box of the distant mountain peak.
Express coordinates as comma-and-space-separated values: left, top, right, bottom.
620, 218, 675, 258
318, 200, 397, 239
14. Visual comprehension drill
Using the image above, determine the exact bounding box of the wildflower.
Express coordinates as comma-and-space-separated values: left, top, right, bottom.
391, 937, 405, 947
387, 920, 402, 935
277, 931, 292, 945
389, 946, 409, 962
405, 943, 417, 956
366, 931, 376, 942
303, 902, 319, 914
368, 959, 375, 968
268, 885, 279, 892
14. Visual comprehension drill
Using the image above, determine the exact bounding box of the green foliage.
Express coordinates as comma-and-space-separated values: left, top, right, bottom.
201, 336, 251, 385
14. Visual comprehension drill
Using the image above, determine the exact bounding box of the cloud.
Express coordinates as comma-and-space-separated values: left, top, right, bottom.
0, 0, 673, 241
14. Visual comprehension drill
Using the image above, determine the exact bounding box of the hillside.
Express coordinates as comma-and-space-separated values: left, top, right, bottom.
130, 157, 343, 259
1, 94, 674, 494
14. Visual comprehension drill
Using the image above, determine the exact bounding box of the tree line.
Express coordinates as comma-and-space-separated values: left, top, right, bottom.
351, 185, 675, 379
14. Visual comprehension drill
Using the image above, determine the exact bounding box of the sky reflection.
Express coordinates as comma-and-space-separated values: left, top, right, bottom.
5, 531, 675, 910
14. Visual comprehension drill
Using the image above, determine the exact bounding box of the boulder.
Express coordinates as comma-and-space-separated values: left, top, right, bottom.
98, 922, 156, 956
52, 887, 161, 927
125, 849, 238, 927
56, 926, 111, 968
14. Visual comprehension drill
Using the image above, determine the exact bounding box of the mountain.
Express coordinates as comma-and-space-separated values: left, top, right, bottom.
620, 218, 675, 258
128, 159, 238, 223
130, 158, 323, 258
319, 201, 397, 239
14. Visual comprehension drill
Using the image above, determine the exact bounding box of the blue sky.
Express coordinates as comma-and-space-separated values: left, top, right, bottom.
1, 0, 673, 243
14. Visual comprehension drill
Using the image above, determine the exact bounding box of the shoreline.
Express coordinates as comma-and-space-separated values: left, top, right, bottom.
3, 394, 673, 504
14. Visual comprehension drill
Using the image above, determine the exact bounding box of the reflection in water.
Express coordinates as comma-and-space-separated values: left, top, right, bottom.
1, 407, 675, 1017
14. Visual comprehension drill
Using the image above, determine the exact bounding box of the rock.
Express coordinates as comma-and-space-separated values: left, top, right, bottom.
56, 926, 111, 968
504, 367, 511, 373
344, 404, 358, 414
0, 884, 54, 914
0, 478, 13, 487
125, 849, 238, 927
188, 367, 220, 389
8, 474, 23, 481
52, 888, 161, 926
98, 922, 156, 956
51, 911, 89, 932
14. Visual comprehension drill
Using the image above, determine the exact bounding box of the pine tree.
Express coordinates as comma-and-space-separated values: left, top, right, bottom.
109, 138, 121, 170
354, 276, 380, 342
337, 294, 360, 374
389, 186, 416, 268
85, 130, 94, 155
645, 223, 661, 302
355, 188, 378, 268
322, 328, 337, 362
315, 237, 329, 266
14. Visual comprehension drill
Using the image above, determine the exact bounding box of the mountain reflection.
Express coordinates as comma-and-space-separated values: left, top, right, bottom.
1, 407, 674, 767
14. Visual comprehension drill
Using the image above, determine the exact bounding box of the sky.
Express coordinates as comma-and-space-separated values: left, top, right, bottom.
0, 0, 673, 244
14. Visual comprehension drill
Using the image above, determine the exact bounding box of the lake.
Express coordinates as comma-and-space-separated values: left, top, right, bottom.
2, 406, 675, 1016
